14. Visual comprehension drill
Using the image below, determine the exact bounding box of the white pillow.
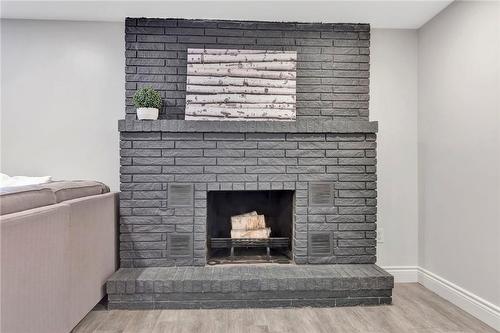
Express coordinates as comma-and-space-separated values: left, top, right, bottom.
0, 173, 52, 188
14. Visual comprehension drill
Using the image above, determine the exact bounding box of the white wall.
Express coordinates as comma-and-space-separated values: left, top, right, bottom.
371, 29, 419, 269
1, 19, 124, 190
418, 0, 500, 309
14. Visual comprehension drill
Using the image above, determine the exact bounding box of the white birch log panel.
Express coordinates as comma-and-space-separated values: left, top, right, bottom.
186, 84, 295, 95
231, 214, 266, 230
185, 48, 297, 121
187, 76, 295, 88
187, 67, 296, 80
189, 48, 295, 55
188, 61, 296, 71
185, 107, 295, 120
186, 94, 295, 104
231, 228, 271, 239
188, 53, 297, 64
186, 116, 293, 121
187, 103, 295, 110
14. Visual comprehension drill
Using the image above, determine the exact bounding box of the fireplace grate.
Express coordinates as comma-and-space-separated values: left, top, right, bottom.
210, 237, 289, 261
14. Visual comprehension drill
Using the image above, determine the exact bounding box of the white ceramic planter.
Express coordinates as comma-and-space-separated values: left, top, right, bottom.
137, 107, 159, 120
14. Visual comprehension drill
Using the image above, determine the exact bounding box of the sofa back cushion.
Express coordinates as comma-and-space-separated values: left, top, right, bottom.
0, 185, 57, 215
42, 181, 110, 203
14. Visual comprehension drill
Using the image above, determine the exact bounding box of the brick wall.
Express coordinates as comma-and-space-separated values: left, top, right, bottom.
125, 18, 370, 121
119, 127, 377, 267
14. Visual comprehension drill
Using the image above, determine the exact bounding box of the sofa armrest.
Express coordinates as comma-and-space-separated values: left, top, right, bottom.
1, 205, 72, 333
63, 192, 118, 329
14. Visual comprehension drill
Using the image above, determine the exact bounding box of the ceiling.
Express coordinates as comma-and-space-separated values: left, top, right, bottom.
1, 1, 453, 29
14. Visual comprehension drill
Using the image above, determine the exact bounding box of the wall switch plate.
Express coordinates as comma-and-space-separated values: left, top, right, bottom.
377, 228, 384, 244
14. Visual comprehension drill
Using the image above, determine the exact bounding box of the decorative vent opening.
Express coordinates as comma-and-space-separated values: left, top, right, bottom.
309, 232, 332, 256
168, 234, 192, 257
167, 184, 193, 208
309, 182, 334, 206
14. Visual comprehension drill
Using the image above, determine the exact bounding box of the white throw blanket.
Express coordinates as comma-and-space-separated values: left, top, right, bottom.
0, 173, 52, 188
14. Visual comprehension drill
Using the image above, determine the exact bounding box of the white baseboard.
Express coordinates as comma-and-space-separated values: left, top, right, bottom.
381, 265, 499, 330
417, 267, 500, 331
382, 266, 419, 283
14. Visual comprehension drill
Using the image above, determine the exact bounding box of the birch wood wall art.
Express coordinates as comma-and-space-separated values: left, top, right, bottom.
185, 48, 297, 121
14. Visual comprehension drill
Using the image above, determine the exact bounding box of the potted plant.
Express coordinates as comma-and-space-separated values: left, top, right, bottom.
133, 87, 162, 120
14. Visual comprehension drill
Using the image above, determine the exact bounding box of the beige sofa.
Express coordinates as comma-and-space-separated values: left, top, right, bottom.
1, 182, 118, 333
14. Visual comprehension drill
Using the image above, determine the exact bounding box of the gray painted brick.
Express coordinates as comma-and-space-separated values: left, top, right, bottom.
338, 158, 376, 165
245, 150, 285, 157
287, 166, 325, 173
175, 157, 217, 165
258, 142, 297, 150
204, 149, 245, 157
327, 166, 365, 173
338, 174, 377, 181
286, 134, 325, 141
258, 157, 297, 165
162, 133, 203, 140
175, 174, 216, 182
204, 133, 245, 141
258, 174, 297, 182
298, 158, 337, 165
326, 150, 365, 158
246, 165, 286, 174
299, 174, 338, 181
162, 149, 203, 157
162, 166, 203, 173
121, 149, 161, 157
218, 157, 257, 165
299, 142, 338, 149
133, 157, 175, 165
133, 141, 174, 149
121, 166, 162, 174
217, 174, 258, 182
217, 141, 258, 149
338, 142, 376, 149
121, 132, 161, 140
339, 207, 377, 215
246, 133, 286, 141
339, 190, 376, 198
176, 141, 216, 149
286, 150, 325, 157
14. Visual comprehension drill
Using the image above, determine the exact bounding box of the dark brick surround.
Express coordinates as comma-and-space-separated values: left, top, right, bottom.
125, 18, 370, 121
119, 120, 378, 267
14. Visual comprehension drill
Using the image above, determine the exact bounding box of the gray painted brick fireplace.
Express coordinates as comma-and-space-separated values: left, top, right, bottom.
109, 18, 393, 309
119, 120, 378, 267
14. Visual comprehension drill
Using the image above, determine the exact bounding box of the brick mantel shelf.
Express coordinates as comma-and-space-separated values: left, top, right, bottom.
118, 119, 378, 134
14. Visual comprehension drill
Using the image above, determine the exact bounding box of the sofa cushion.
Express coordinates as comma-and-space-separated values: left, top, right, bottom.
41, 181, 110, 203
0, 185, 57, 215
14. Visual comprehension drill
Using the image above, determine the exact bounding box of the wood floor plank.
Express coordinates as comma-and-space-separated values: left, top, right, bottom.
74, 284, 498, 333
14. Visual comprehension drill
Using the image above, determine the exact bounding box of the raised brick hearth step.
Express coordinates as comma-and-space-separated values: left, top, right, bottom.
107, 264, 393, 309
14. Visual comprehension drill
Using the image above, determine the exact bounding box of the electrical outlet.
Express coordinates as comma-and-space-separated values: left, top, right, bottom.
377, 228, 384, 244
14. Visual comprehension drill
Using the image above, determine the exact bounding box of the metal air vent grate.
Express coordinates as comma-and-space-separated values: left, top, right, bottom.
309, 182, 334, 206
167, 184, 193, 208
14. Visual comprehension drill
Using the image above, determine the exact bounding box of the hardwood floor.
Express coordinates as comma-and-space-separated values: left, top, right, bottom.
73, 283, 498, 333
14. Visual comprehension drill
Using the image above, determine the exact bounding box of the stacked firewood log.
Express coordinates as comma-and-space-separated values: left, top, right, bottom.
230, 211, 270, 239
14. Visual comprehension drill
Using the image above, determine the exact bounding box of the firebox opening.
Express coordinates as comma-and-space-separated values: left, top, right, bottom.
207, 190, 294, 264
